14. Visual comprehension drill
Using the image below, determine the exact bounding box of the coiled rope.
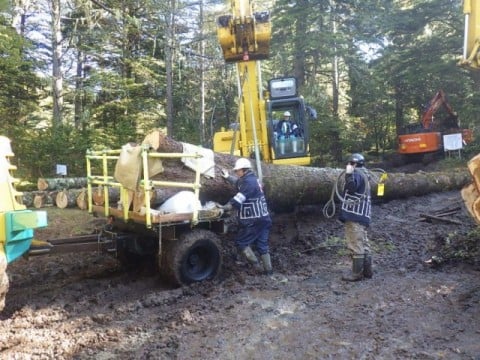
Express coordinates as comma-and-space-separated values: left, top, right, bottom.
322, 168, 386, 219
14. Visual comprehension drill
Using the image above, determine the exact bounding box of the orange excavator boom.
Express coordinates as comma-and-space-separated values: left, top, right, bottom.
421, 90, 457, 130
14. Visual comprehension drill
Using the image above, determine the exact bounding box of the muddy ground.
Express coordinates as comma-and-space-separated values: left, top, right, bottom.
1, 188, 480, 359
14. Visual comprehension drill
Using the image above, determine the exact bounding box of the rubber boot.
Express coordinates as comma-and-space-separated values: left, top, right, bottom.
364, 253, 373, 279
342, 254, 364, 282
260, 253, 273, 275
241, 246, 262, 271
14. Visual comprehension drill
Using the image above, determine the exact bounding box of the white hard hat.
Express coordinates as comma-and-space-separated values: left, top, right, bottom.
283, 111, 291, 117
233, 158, 252, 170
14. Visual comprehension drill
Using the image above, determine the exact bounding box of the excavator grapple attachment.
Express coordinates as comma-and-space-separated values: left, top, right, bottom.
217, 9, 271, 62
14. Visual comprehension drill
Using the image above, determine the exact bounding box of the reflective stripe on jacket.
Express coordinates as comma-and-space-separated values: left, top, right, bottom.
339, 169, 371, 226
228, 170, 270, 224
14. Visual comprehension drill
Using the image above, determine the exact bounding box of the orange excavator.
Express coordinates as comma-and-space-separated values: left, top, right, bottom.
398, 90, 472, 159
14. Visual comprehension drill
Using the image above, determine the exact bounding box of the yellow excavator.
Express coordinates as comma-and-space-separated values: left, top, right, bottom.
459, 0, 480, 70
460, 0, 480, 223
213, 0, 315, 167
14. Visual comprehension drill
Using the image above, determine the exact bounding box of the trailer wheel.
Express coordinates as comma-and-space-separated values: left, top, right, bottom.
0, 251, 9, 311
160, 229, 222, 286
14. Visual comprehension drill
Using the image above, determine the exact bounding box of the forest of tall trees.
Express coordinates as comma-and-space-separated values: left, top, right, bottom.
0, 0, 478, 179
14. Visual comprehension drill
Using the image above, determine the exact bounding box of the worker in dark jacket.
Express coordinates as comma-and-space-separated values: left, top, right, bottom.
339, 153, 373, 281
219, 158, 273, 275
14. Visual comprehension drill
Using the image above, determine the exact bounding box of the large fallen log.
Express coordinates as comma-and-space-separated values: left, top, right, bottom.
142, 130, 471, 212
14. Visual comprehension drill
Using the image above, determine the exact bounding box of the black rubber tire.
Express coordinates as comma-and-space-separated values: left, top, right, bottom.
160, 229, 222, 286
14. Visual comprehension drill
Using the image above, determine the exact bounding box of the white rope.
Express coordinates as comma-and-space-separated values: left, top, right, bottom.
322, 168, 386, 218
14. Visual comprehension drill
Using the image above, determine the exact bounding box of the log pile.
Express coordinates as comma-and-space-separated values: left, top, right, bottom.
20, 187, 90, 210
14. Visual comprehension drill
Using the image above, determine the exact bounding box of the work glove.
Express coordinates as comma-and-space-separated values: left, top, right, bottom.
217, 203, 233, 212
346, 164, 355, 174
220, 168, 229, 179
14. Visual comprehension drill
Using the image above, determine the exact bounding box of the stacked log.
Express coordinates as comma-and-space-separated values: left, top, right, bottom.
37, 177, 87, 191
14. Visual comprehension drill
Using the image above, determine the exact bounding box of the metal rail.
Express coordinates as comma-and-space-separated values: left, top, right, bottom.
86, 144, 204, 228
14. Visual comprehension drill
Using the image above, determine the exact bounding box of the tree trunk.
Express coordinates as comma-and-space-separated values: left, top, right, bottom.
90, 183, 178, 210
92, 186, 121, 206
51, 0, 63, 127
142, 130, 471, 212
37, 177, 88, 191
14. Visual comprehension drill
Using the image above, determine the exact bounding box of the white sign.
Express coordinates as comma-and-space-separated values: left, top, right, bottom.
56, 164, 67, 176
443, 133, 463, 151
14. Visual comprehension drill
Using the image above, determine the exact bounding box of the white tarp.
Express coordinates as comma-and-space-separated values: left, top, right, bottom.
158, 191, 201, 214
181, 143, 215, 178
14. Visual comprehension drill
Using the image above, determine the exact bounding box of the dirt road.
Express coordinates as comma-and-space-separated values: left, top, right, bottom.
1, 190, 479, 359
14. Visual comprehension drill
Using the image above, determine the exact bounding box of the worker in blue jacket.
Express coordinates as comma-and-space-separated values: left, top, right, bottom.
219, 158, 273, 275
339, 153, 373, 281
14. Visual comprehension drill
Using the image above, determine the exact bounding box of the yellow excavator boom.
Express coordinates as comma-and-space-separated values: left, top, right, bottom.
460, 0, 480, 69
213, 0, 312, 167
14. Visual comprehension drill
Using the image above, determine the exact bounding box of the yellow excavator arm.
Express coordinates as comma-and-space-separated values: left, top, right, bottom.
460, 0, 480, 69
214, 0, 272, 163
213, 0, 312, 167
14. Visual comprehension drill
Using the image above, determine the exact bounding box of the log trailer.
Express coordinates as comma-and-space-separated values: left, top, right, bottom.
398, 90, 472, 160
213, 0, 315, 166
0, 137, 226, 311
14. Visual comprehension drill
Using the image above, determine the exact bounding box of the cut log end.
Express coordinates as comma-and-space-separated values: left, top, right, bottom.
37, 178, 48, 191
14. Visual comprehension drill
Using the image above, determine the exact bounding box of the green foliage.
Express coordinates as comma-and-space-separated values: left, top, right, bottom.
2, 0, 480, 177
0, 18, 41, 132
441, 157, 467, 168
431, 228, 480, 265
13, 126, 93, 180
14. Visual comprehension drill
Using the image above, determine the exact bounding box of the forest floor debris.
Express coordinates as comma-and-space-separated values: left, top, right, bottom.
1, 189, 480, 359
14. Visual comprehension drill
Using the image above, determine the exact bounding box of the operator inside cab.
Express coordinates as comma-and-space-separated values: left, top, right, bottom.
276, 111, 293, 138
276, 111, 303, 138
